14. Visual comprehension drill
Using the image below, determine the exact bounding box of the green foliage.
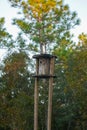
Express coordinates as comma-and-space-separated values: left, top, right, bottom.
0, 17, 14, 48
0, 51, 34, 130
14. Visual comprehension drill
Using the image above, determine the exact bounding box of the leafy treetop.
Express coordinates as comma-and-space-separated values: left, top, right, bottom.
27, 0, 56, 20
8, 0, 80, 54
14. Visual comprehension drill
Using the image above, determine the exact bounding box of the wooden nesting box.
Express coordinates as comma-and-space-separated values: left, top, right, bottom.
33, 54, 57, 78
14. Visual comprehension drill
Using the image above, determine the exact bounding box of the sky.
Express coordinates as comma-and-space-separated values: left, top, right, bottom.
0, 0, 19, 37
65, 0, 87, 40
0, 0, 87, 58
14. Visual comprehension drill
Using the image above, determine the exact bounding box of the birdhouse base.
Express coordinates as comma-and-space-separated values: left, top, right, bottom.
33, 75, 56, 78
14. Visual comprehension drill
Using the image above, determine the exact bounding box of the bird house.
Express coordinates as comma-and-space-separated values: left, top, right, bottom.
33, 54, 57, 78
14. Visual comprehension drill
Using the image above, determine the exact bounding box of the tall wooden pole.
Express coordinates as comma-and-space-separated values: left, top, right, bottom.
47, 77, 53, 130
34, 78, 38, 130
47, 58, 55, 130
34, 59, 39, 130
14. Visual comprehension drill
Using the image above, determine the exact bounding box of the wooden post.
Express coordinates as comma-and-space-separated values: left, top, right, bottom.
47, 77, 53, 130
47, 58, 55, 130
34, 78, 38, 130
34, 59, 39, 130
